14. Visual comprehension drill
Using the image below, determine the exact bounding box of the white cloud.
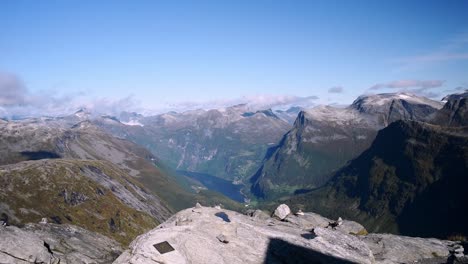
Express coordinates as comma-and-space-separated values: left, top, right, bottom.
367, 79, 446, 99
0, 71, 321, 118
369, 80, 445, 90
0, 72, 28, 106
148, 94, 320, 114
328, 86, 344, 93
0, 71, 142, 119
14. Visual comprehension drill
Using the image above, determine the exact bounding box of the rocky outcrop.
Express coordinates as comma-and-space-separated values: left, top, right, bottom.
0, 223, 122, 264
431, 91, 468, 127
114, 205, 462, 264
362, 233, 459, 264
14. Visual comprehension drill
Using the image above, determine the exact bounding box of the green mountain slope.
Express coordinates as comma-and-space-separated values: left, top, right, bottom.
286, 120, 468, 238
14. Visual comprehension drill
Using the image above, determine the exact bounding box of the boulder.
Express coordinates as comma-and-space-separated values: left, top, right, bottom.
0, 225, 53, 263
273, 204, 291, 220
336, 220, 367, 235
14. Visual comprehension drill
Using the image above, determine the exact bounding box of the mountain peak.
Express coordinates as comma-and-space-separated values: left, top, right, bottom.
352, 92, 442, 110
73, 108, 92, 119
441, 90, 468, 102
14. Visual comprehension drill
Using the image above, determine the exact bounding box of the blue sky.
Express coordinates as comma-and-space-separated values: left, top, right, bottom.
1, 0, 468, 116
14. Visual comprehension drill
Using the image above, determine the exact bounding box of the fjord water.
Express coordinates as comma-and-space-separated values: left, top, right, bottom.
178, 170, 245, 202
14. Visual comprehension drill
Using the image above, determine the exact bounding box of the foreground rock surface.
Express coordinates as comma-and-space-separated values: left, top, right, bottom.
114, 206, 460, 264
0, 223, 122, 264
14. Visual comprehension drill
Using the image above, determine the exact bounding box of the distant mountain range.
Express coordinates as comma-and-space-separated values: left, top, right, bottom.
250, 93, 443, 199
92, 104, 292, 182
282, 92, 468, 238
1, 90, 466, 241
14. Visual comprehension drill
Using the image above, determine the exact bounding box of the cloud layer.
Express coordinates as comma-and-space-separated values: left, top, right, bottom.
153, 94, 320, 114
0, 72, 28, 106
0, 71, 323, 118
0, 71, 143, 119
368, 79, 446, 99
369, 80, 445, 90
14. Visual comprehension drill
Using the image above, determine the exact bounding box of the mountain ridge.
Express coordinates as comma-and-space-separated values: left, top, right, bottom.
250, 92, 443, 199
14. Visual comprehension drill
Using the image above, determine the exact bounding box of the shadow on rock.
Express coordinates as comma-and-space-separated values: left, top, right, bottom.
264, 238, 356, 264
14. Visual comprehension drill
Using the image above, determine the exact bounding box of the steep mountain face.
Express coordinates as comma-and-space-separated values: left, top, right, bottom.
96, 104, 291, 182
250, 107, 379, 199
250, 93, 442, 199
273, 106, 303, 124
351, 93, 443, 126
431, 91, 468, 127
287, 120, 468, 238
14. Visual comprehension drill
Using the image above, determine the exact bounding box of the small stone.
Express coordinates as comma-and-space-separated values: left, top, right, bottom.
39, 218, 48, 224
295, 209, 304, 216
195, 202, 202, 208
337, 217, 343, 226
175, 216, 192, 226
273, 204, 291, 220
246, 209, 270, 220
216, 234, 229, 244
245, 209, 255, 216
214, 205, 221, 210
454, 247, 464, 253
310, 228, 317, 236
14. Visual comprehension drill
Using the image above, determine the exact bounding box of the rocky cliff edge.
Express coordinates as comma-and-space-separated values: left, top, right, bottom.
114, 204, 466, 264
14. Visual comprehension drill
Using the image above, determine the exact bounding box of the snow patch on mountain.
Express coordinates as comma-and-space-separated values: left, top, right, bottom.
121, 120, 144, 127
354, 93, 443, 110
303, 106, 372, 125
